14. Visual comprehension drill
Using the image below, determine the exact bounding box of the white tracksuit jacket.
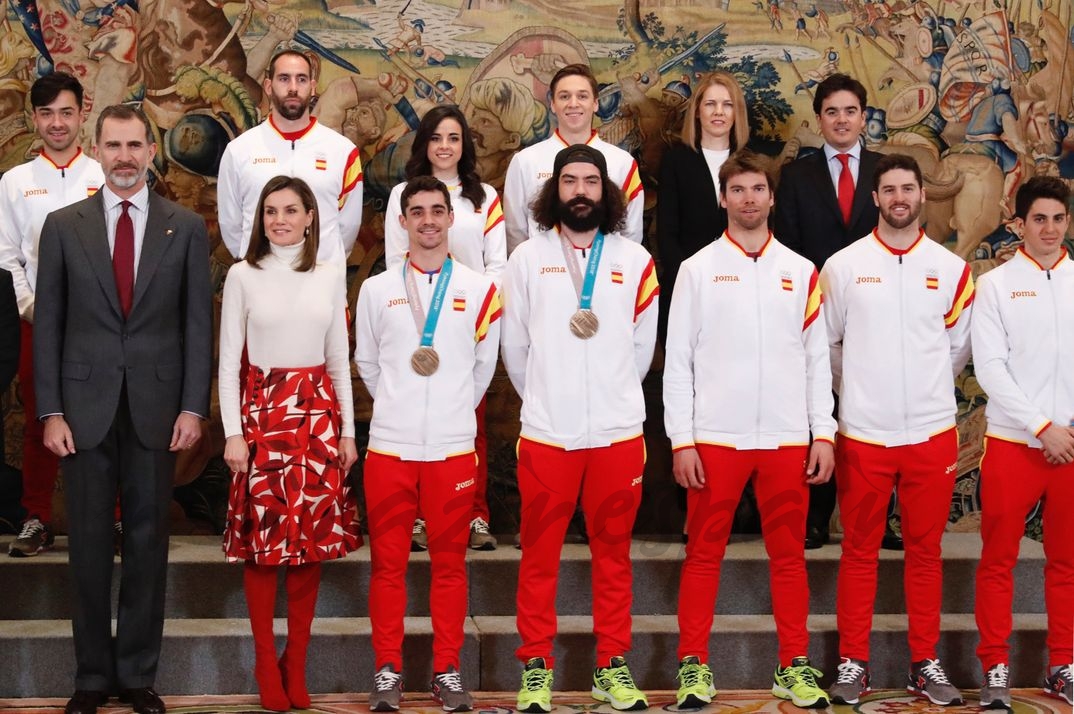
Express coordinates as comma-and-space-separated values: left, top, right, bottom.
664, 233, 836, 450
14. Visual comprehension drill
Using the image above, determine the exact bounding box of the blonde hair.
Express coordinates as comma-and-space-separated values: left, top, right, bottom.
466, 77, 549, 147
680, 71, 749, 153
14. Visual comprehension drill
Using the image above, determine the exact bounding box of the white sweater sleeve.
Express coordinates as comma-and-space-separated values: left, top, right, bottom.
325, 268, 355, 437
0, 177, 33, 320
337, 148, 364, 259
500, 248, 531, 396
633, 260, 658, 379
621, 168, 644, 244
217, 265, 247, 438
662, 261, 698, 449
947, 263, 974, 376
971, 273, 1051, 436
383, 183, 408, 270
354, 280, 382, 399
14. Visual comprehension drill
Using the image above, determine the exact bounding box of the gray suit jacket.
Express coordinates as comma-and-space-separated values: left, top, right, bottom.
34, 191, 212, 451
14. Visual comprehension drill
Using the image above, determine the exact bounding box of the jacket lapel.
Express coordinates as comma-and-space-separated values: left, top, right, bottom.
75, 193, 124, 319
849, 150, 878, 227
130, 194, 173, 315
809, 151, 843, 222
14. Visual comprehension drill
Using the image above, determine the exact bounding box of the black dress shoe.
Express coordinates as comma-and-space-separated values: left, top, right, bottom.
65, 690, 108, 714
120, 687, 166, 714
881, 532, 905, 551
804, 524, 829, 550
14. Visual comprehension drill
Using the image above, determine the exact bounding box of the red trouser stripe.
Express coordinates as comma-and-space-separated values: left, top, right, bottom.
836, 429, 957, 662
515, 436, 644, 669
975, 437, 1074, 668
364, 451, 475, 672
677, 444, 810, 666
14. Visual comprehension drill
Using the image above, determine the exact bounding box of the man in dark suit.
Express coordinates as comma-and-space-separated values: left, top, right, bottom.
34, 105, 212, 714
774, 74, 900, 551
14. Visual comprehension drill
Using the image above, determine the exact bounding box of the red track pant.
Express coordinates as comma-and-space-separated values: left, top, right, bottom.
678, 445, 810, 667
416, 397, 489, 524
18, 320, 59, 522
976, 437, 1074, 668
836, 429, 957, 662
364, 451, 475, 672
515, 436, 644, 669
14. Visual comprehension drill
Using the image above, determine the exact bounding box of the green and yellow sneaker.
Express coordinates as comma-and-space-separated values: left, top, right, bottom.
517, 657, 554, 713
676, 656, 716, 708
772, 656, 829, 708
592, 656, 648, 711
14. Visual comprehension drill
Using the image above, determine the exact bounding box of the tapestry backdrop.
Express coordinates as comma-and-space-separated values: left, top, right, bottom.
1, 0, 1072, 538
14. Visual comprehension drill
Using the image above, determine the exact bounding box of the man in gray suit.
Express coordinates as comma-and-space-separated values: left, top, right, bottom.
34, 105, 212, 714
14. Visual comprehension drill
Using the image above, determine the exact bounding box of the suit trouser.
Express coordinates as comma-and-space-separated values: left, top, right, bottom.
515, 436, 644, 669
63, 391, 175, 691
835, 429, 956, 662
678, 445, 810, 667
975, 437, 1074, 669
18, 320, 60, 522
364, 451, 474, 672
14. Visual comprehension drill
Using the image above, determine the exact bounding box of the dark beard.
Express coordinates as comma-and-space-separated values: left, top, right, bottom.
557, 197, 605, 232
273, 95, 308, 121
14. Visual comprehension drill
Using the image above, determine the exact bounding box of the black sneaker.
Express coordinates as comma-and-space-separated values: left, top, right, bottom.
1044, 663, 1072, 706
829, 657, 870, 704
8, 517, 54, 557
979, 663, 1010, 709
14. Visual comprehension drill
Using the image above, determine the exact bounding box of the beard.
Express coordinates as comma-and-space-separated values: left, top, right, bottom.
272, 92, 309, 121
557, 196, 605, 232
880, 200, 922, 230
107, 163, 146, 190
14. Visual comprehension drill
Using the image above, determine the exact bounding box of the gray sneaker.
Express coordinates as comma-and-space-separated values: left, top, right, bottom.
370, 664, 403, 711
1044, 663, 1072, 706
431, 665, 472, 712
829, 657, 870, 704
8, 518, 54, 557
411, 518, 428, 552
980, 663, 1010, 709
468, 517, 497, 550
908, 658, 963, 706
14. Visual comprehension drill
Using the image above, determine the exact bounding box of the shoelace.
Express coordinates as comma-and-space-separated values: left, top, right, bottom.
986, 664, 1009, 687
412, 519, 425, 535
787, 664, 823, 686
471, 518, 490, 534
607, 665, 638, 690
678, 663, 707, 687
1053, 664, 1072, 683
522, 667, 551, 691
17, 520, 44, 539
920, 659, 952, 685
836, 660, 865, 684
436, 670, 464, 692
374, 668, 401, 691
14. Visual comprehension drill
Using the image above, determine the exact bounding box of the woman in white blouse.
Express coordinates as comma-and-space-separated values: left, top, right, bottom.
219, 175, 361, 712
383, 104, 506, 552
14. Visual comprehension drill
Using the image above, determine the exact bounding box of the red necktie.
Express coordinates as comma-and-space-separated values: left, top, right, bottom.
836, 153, 854, 225
113, 200, 134, 317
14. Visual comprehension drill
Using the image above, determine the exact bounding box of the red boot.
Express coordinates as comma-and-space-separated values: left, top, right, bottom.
244, 563, 291, 711
280, 562, 321, 709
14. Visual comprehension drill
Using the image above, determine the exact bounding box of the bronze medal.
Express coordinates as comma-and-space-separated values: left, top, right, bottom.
569, 309, 599, 339
410, 346, 440, 376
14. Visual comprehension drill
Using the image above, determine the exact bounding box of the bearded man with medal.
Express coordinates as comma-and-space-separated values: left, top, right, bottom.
353, 175, 502, 712
501, 144, 659, 714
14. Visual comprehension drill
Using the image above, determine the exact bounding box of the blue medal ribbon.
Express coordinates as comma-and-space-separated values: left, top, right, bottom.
404, 256, 453, 347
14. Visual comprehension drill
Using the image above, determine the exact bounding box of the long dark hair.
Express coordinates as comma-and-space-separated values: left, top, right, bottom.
245, 175, 319, 272
531, 168, 626, 235
405, 105, 486, 210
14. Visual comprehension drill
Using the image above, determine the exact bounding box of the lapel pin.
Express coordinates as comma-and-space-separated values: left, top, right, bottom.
165, 228, 175, 236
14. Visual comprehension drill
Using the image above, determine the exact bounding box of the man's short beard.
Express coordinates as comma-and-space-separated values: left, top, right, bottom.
557, 197, 605, 232
273, 96, 308, 121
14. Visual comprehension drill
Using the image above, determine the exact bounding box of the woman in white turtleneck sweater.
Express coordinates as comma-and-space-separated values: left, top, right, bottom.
219, 175, 360, 712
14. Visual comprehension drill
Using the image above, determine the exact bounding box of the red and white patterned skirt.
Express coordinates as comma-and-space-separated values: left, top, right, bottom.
223, 363, 362, 565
